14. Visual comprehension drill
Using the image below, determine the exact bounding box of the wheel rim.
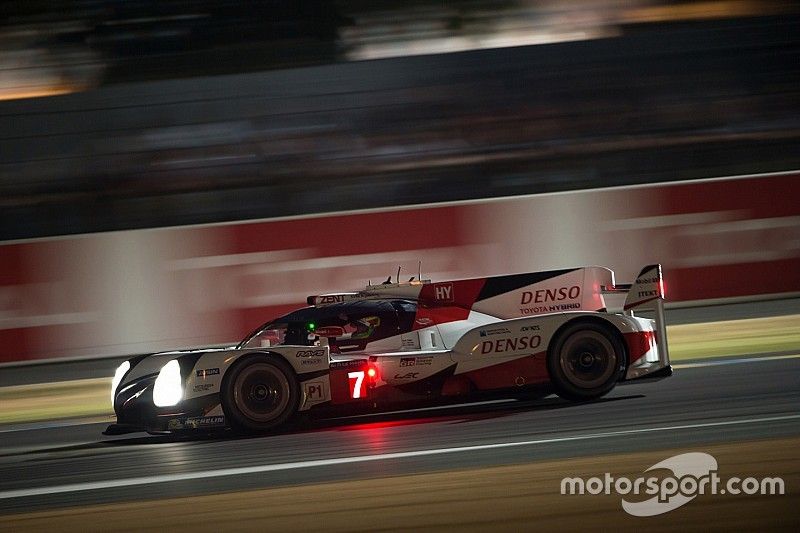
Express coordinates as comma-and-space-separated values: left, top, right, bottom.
558, 330, 618, 389
232, 363, 291, 423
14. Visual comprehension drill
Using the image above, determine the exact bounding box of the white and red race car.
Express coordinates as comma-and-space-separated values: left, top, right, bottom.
106, 264, 671, 434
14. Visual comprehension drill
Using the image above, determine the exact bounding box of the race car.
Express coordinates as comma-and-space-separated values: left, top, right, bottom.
105, 264, 671, 435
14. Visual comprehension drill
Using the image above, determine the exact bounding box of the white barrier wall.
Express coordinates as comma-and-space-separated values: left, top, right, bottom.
1, 171, 798, 362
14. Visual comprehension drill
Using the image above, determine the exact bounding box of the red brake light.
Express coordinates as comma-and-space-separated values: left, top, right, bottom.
366, 365, 380, 386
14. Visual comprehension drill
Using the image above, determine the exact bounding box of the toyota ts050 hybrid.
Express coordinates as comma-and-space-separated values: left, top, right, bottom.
106, 264, 671, 435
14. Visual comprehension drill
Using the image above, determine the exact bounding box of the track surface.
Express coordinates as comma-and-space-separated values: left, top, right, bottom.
1, 355, 798, 515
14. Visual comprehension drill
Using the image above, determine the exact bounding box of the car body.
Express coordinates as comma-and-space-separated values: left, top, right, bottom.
106, 264, 671, 435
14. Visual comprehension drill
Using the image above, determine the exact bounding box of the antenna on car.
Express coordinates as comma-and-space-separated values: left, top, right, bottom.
396, 265, 401, 284
418, 261, 422, 281
383, 276, 392, 284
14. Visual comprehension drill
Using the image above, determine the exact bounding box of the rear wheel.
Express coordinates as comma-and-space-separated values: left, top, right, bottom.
547, 322, 625, 401
221, 355, 299, 432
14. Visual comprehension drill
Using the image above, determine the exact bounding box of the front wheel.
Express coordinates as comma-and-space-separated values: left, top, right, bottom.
547, 322, 625, 401
221, 355, 299, 433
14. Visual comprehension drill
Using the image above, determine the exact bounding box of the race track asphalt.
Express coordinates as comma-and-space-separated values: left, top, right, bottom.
1, 355, 798, 516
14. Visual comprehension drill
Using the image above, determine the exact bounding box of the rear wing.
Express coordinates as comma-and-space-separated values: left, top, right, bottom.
602, 264, 670, 368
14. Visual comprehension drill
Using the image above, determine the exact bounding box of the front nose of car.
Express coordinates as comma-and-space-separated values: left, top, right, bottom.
112, 374, 159, 428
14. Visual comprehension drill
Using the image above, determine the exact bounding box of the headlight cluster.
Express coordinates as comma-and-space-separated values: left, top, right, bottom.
153, 359, 183, 407
110, 360, 130, 407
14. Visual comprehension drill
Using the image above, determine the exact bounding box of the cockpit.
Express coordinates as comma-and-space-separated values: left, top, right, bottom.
237, 299, 417, 353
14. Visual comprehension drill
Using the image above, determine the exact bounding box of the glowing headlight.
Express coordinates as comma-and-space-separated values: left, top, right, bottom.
110, 360, 130, 407
153, 359, 183, 407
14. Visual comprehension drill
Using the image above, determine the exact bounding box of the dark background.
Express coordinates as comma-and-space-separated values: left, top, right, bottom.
1, 1, 798, 240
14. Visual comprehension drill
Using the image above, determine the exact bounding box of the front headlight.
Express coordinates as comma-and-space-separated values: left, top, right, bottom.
110, 360, 131, 407
153, 359, 183, 407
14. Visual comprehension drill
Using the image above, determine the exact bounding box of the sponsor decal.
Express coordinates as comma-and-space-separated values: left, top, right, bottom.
480, 335, 541, 355
193, 383, 215, 392
304, 381, 325, 400
394, 372, 419, 380
401, 336, 418, 349
400, 356, 433, 367
330, 359, 367, 370
520, 286, 580, 305
415, 317, 433, 326
297, 349, 326, 358
520, 303, 581, 314
301, 358, 323, 365
638, 290, 658, 297
186, 415, 225, 427
520, 325, 540, 332
318, 294, 348, 304
196, 368, 220, 377
479, 327, 511, 337
434, 283, 454, 302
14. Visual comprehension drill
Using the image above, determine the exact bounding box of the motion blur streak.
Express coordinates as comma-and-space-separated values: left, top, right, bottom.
1, 173, 798, 363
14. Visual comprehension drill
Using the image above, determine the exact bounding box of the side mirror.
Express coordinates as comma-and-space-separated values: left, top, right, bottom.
314, 326, 345, 337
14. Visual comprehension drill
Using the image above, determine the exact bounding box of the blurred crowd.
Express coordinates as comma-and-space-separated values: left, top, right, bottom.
1, 1, 799, 240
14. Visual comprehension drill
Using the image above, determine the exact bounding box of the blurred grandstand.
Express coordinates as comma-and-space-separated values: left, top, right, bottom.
1, 0, 798, 240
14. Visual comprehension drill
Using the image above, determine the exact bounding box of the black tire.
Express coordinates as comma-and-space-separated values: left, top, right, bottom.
547, 322, 626, 401
221, 354, 299, 433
